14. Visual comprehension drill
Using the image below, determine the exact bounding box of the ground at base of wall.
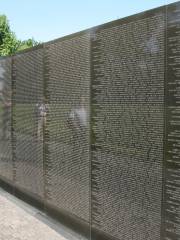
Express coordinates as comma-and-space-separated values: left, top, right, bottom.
0, 188, 86, 240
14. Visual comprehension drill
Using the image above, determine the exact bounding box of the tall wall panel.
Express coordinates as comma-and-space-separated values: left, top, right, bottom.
44, 33, 91, 223
163, 2, 180, 239
91, 8, 165, 240
12, 47, 44, 198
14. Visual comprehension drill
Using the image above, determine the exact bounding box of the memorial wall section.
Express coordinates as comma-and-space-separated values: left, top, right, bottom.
163, 2, 180, 239
44, 32, 91, 225
91, 6, 165, 240
0, 2, 179, 240
0, 58, 13, 181
12, 47, 44, 199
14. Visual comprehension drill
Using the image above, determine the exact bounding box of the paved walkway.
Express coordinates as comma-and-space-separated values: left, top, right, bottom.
0, 188, 85, 240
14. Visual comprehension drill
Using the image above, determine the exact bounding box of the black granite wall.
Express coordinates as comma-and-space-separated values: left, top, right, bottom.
0, 2, 180, 239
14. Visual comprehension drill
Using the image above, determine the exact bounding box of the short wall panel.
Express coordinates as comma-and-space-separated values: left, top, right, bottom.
12, 47, 44, 198
0, 57, 13, 181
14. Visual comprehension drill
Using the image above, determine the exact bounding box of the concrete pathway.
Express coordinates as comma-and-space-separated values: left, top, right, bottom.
0, 188, 85, 240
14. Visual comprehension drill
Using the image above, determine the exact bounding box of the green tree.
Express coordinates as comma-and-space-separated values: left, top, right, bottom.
17, 38, 39, 52
0, 15, 39, 56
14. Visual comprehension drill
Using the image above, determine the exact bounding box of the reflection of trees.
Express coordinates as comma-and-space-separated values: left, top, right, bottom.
0, 62, 5, 98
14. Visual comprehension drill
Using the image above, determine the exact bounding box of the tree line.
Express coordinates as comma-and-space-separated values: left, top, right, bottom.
0, 15, 40, 56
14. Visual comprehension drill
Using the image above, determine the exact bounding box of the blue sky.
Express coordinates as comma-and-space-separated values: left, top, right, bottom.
0, 0, 178, 42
